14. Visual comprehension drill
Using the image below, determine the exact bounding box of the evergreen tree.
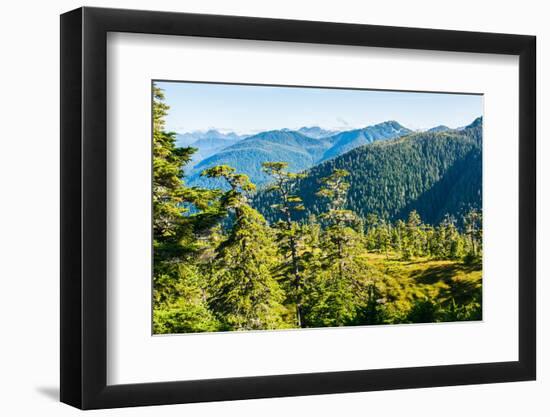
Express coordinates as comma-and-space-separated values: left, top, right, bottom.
152, 86, 223, 260
310, 169, 368, 326
262, 162, 307, 327
406, 298, 440, 323
202, 165, 287, 330
364, 213, 380, 251
393, 219, 407, 257
464, 208, 482, 259
152, 85, 223, 333
442, 215, 465, 259
377, 219, 392, 259
153, 264, 220, 333
357, 281, 387, 325
404, 210, 423, 258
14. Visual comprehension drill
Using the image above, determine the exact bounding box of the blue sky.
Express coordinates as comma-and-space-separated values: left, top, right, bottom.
156, 81, 483, 134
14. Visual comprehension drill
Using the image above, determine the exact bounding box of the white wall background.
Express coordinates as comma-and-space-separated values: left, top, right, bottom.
0, 0, 546, 415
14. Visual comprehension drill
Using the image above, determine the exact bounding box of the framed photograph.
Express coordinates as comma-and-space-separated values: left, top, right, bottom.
60, 6, 536, 409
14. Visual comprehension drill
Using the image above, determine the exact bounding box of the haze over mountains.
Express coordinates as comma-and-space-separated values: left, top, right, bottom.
184, 121, 413, 187
175, 129, 247, 147
295, 126, 339, 138
175, 129, 249, 166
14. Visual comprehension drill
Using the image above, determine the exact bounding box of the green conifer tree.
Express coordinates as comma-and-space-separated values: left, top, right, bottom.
310, 169, 368, 326
152, 85, 223, 333
464, 209, 482, 259
202, 165, 287, 330
261, 162, 307, 327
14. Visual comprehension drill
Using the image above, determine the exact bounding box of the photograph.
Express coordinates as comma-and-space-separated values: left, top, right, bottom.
152, 81, 483, 334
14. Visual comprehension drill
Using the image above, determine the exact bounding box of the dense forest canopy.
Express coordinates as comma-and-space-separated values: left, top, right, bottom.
152, 85, 483, 334
253, 119, 482, 227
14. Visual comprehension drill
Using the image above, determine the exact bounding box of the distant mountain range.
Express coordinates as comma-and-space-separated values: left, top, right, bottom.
185, 121, 412, 187
296, 126, 339, 138
252, 117, 483, 226
175, 129, 248, 166
175, 129, 246, 147
427, 125, 451, 133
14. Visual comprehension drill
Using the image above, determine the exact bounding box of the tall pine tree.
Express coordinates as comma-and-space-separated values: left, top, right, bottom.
307, 169, 369, 326
152, 84, 222, 333
202, 166, 287, 330
261, 162, 307, 327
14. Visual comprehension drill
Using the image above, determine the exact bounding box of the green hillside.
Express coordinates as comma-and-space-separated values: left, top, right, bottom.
320, 120, 411, 162
188, 130, 330, 188
349, 252, 482, 324
253, 119, 482, 226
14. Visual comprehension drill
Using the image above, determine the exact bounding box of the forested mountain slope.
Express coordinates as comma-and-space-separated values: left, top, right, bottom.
320, 121, 411, 162
187, 130, 332, 187
253, 118, 482, 226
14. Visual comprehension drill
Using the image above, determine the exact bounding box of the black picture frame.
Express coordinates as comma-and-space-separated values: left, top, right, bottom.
60, 6, 536, 410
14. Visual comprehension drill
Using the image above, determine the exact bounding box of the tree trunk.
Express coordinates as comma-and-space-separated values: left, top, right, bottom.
285, 211, 304, 328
